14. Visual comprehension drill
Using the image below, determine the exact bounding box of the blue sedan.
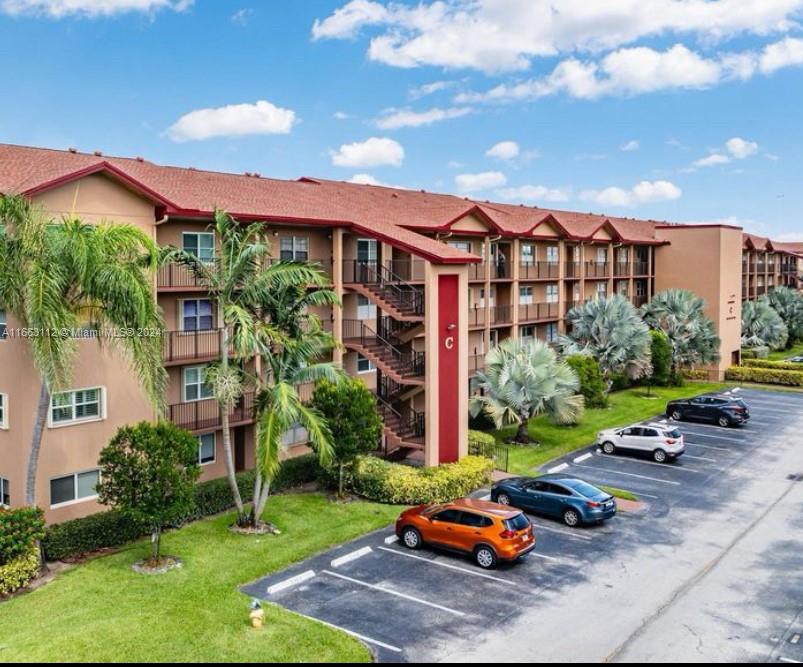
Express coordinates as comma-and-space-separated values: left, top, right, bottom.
490, 474, 617, 527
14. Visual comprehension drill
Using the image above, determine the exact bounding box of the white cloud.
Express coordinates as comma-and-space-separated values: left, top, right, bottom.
0, 0, 192, 17
581, 180, 682, 207
760, 35, 803, 73
455, 171, 507, 193
409, 80, 455, 99
312, 0, 803, 74
725, 136, 759, 159
621, 140, 640, 151
375, 106, 472, 130
496, 185, 569, 203
166, 100, 297, 142
331, 137, 404, 167
231, 8, 252, 25
333, 111, 350, 120
486, 140, 520, 161
694, 153, 731, 167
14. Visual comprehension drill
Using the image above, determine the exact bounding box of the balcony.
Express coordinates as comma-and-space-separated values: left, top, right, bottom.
468, 304, 514, 327
613, 262, 630, 277
468, 262, 486, 281
564, 262, 582, 279
158, 258, 333, 291
519, 302, 559, 322
584, 261, 609, 278
387, 258, 426, 282
168, 392, 255, 433
631, 294, 648, 308
469, 353, 485, 375
633, 261, 649, 276
519, 261, 559, 280
564, 300, 581, 315
162, 329, 230, 365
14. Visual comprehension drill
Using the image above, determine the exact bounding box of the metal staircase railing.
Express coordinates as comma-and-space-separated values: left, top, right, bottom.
343, 260, 424, 316
343, 319, 425, 377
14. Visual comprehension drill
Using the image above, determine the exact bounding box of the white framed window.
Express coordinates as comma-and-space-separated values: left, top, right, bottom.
0, 393, 6, 429
520, 325, 535, 342
0, 308, 7, 339
182, 232, 215, 263
282, 422, 309, 447
50, 387, 104, 427
546, 246, 559, 263
357, 295, 376, 320
181, 299, 214, 332
357, 238, 378, 262
448, 240, 472, 253
519, 286, 534, 305
617, 281, 629, 296
357, 354, 375, 374
479, 287, 495, 308
280, 236, 309, 261
617, 247, 629, 263
546, 323, 558, 343
49, 469, 99, 508
197, 433, 216, 465
596, 282, 608, 297
183, 366, 214, 402
521, 244, 535, 265
596, 247, 608, 264
0, 477, 9, 507
546, 284, 558, 304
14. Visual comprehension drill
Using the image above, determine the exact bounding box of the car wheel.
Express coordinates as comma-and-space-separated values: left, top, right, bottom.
602, 441, 616, 455
717, 415, 731, 428
563, 508, 581, 527
671, 409, 683, 421
401, 527, 422, 550
496, 492, 511, 506
474, 545, 497, 570
653, 449, 668, 463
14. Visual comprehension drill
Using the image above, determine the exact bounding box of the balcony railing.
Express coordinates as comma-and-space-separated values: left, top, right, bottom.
468, 262, 486, 281
469, 354, 485, 375
492, 261, 511, 280
468, 305, 513, 327
168, 392, 255, 433
162, 329, 231, 364
343, 318, 425, 377
633, 261, 649, 276
519, 261, 559, 280
157, 263, 207, 290
342, 260, 425, 316
631, 294, 648, 308
564, 262, 582, 279
585, 261, 609, 278
519, 302, 559, 322
490, 305, 513, 325
614, 262, 630, 277
386, 258, 426, 282
564, 300, 581, 315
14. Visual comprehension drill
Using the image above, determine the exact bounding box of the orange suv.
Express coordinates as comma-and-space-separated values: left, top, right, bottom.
395, 498, 535, 569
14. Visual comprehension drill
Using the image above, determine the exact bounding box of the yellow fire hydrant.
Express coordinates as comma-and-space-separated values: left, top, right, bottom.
250, 599, 265, 629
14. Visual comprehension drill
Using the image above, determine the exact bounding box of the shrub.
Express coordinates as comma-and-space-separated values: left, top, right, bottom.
648, 330, 672, 387
351, 455, 494, 505
566, 354, 607, 407
743, 358, 803, 372
468, 429, 496, 455
680, 369, 710, 381
0, 506, 45, 566
0, 548, 39, 597
741, 346, 770, 360
725, 365, 803, 387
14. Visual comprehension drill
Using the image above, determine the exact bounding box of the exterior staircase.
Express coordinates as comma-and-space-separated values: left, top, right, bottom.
343, 319, 425, 385
376, 377, 425, 459
344, 261, 425, 322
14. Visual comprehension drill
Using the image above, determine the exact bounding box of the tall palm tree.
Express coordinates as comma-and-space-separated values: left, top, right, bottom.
766, 286, 803, 346
560, 294, 652, 393
470, 338, 584, 444
0, 195, 166, 506
641, 289, 720, 377
742, 299, 788, 350
164, 208, 330, 525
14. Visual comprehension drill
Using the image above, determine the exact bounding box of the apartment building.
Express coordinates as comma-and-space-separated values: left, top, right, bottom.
0, 144, 797, 522
741, 234, 803, 300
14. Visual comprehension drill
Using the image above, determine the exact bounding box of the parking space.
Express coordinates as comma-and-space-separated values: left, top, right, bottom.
241, 388, 803, 662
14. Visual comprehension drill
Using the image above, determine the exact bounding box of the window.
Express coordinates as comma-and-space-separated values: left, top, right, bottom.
182, 299, 213, 332
0, 477, 8, 507
357, 295, 376, 320
546, 283, 558, 303
519, 286, 533, 305
0, 308, 6, 339
357, 238, 378, 262
521, 244, 535, 265
616, 281, 629, 296
280, 236, 309, 261
357, 354, 375, 374
479, 287, 495, 308
448, 241, 472, 253
432, 509, 461, 523
197, 433, 216, 465
617, 248, 629, 263
459, 511, 492, 528
51, 388, 103, 426
50, 470, 99, 508
545, 323, 558, 343
282, 422, 309, 447
596, 247, 607, 263
520, 325, 535, 342
0, 393, 6, 429
546, 246, 559, 263
182, 232, 214, 263
183, 366, 214, 402
596, 282, 607, 297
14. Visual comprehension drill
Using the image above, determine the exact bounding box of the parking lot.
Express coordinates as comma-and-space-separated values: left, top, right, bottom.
242, 388, 803, 663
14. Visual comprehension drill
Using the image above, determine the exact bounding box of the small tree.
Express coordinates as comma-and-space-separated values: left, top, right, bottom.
648, 330, 672, 388
742, 299, 788, 350
98, 422, 200, 566
312, 378, 384, 497
766, 286, 803, 346
565, 354, 607, 408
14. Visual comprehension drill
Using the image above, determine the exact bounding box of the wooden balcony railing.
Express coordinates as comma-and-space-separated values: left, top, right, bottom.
564, 262, 582, 279
162, 329, 230, 364
168, 392, 255, 433
519, 261, 559, 280
613, 262, 630, 277
519, 302, 559, 322
469, 354, 485, 375
633, 261, 649, 276
584, 261, 609, 278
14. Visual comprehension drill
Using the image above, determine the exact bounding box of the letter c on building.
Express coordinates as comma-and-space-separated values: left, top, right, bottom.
444, 336, 455, 350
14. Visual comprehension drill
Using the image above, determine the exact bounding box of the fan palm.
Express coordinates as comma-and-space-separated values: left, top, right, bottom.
641, 289, 720, 377
559, 294, 652, 392
765, 286, 803, 345
470, 338, 584, 444
741, 299, 788, 350
0, 195, 166, 506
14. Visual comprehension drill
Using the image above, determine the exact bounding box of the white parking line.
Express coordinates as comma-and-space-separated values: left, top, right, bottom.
331, 546, 373, 568
684, 441, 731, 452
596, 454, 701, 473
682, 454, 718, 463
384, 535, 399, 545
679, 431, 749, 444
527, 520, 594, 541
548, 463, 570, 473
571, 463, 681, 485
266, 570, 316, 595
322, 570, 467, 617
297, 614, 403, 654
574, 453, 594, 463
777, 658, 801, 664
377, 547, 520, 585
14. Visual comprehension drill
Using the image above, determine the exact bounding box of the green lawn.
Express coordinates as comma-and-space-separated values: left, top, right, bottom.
768, 341, 803, 360
0, 494, 401, 663
494, 382, 731, 474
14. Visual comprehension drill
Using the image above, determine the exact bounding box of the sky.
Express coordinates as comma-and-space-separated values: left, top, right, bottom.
1, 0, 802, 240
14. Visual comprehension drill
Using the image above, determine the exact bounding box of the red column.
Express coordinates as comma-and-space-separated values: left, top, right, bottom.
438, 274, 460, 463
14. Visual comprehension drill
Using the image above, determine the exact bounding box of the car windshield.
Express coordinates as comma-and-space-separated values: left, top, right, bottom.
663, 428, 682, 438
565, 480, 604, 498
504, 513, 530, 532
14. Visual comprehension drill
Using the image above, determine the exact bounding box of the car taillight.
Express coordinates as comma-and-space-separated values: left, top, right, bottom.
665, 439, 676, 444
500, 530, 516, 539
587, 501, 601, 508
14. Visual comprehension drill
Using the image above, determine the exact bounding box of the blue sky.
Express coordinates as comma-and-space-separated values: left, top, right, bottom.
1, 0, 802, 239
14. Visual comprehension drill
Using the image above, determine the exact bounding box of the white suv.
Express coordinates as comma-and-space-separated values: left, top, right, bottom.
596, 422, 685, 463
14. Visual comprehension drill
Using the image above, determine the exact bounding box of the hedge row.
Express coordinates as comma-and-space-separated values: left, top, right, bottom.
725, 365, 803, 387
743, 358, 803, 372
351, 455, 494, 505
741, 346, 770, 360
43, 454, 321, 562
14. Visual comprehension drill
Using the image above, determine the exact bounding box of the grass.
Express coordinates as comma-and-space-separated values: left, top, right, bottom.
0, 493, 401, 662
768, 341, 803, 361
494, 382, 731, 475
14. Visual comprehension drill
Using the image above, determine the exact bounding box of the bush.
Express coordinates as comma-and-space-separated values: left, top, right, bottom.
680, 369, 710, 381
743, 358, 803, 372
468, 429, 496, 455
566, 355, 607, 408
43, 454, 322, 562
0, 506, 45, 566
725, 365, 803, 387
741, 346, 770, 360
351, 455, 494, 505
648, 330, 672, 387
0, 548, 40, 597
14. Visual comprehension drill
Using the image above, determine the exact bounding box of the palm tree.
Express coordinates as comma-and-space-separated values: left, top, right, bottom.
164, 208, 327, 525
0, 195, 166, 506
641, 289, 720, 378
742, 299, 788, 350
560, 294, 652, 392
766, 286, 803, 346
470, 338, 584, 444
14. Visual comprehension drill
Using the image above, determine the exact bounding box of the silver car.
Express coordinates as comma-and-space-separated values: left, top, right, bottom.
596, 422, 685, 463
